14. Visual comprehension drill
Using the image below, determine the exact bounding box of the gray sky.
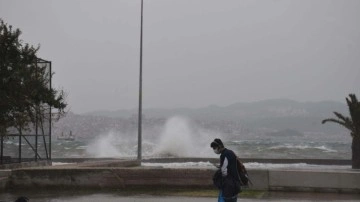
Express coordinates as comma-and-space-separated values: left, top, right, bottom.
1, 0, 359, 114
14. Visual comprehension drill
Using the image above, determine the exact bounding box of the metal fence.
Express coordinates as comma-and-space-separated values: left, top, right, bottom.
0, 58, 52, 164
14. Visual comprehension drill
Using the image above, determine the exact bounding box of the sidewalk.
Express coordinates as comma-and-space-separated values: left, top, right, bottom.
46, 195, 360, 202
1, 192, 360, 202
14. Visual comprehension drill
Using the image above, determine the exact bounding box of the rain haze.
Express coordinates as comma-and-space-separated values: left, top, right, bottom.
1, 0, 359, 114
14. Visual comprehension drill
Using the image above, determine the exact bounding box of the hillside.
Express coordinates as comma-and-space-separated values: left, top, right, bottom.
85, 99, 346, 120
54, 99, 349, 140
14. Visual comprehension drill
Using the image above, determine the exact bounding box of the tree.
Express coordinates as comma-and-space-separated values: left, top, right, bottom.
0, 19, 67, 161
322, 94, 360, 169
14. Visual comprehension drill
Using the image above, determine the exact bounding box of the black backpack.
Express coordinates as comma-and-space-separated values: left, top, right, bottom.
236, 157, 252, 187
212, 169, 222, 189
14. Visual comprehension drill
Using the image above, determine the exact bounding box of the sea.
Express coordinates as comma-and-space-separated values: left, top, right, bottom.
2, 137, 350, 161
44, 138, 351, 160
1, 116, 352, 168
1, 119, 356, 202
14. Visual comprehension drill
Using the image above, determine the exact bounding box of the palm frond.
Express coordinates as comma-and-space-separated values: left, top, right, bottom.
333, 112, 349, 122
322, 118, 353, 132
333, 112, 354, 130
348, 94, 358, 103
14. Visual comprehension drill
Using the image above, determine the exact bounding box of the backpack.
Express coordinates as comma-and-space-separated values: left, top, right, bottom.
236, 157, 251, 187
212, 169, 222, 189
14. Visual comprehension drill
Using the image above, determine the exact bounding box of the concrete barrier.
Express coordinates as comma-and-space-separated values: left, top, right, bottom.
0, 160, 51, 169
247, 169, 269, 190
8, 167, 214, 189
2, 159, 360, 193
268, 169, 360, 193
0, 169, 11, 190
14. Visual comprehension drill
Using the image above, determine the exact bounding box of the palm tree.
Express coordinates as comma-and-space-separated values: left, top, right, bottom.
322, 94, 360, 169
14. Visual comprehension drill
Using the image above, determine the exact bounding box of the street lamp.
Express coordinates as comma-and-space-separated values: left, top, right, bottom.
137, 0, 144, 161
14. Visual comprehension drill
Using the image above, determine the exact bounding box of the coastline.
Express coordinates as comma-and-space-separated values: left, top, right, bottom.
1, 158, 359, 195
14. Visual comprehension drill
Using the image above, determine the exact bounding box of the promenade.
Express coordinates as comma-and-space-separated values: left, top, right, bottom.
1, 192, 360, 202
1, 159, 360, 201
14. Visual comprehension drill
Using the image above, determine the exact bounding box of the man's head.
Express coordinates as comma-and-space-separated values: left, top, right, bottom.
210, 138, 224, 154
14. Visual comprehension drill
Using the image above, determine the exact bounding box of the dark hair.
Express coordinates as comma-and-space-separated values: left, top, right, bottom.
210, 138, 224, 148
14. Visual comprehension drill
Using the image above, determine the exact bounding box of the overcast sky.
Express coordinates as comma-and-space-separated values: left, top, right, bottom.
1, 0, 359, 114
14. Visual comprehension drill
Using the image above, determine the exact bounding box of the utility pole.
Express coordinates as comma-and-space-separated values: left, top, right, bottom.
137, 0, 144, 161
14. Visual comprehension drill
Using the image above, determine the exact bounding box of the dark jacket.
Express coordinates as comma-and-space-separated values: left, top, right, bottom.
218, 148, 241, 198
220, 148, 239, 180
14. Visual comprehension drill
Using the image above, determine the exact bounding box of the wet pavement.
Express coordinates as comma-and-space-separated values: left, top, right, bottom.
1, 192, 360, 202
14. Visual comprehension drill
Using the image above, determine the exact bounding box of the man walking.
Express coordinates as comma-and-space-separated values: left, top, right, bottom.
211, 138, 241, 202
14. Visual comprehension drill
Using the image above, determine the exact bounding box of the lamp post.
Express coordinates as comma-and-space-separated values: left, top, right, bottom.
137, 0, 144, 161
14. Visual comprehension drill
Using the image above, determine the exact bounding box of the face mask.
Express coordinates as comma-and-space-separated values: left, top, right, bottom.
213, 148, 221, 154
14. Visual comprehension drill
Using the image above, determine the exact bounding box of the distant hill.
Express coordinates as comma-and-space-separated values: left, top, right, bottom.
54, 99, 349, 141
84, 99, 346, 121
82, 99, 348, 134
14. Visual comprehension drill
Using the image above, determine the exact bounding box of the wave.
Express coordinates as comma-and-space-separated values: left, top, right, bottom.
268, 144, 337, 153
76, 145, 88, 150
244, 162, 350, 170
141, 161, 351, 170
142, 161, 214, 168
3, 140, 13, 144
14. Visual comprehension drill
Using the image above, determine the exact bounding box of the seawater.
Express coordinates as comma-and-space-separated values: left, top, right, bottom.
140, 161, 351, 170
2, 117, 352, 160
227, 139, 351, 159
2, 138, 351, 159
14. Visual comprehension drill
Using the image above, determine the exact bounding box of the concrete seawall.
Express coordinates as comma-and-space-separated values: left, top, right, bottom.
8, 167, 214, 189
2, 160, 359, 193
267, 169, 360, 192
